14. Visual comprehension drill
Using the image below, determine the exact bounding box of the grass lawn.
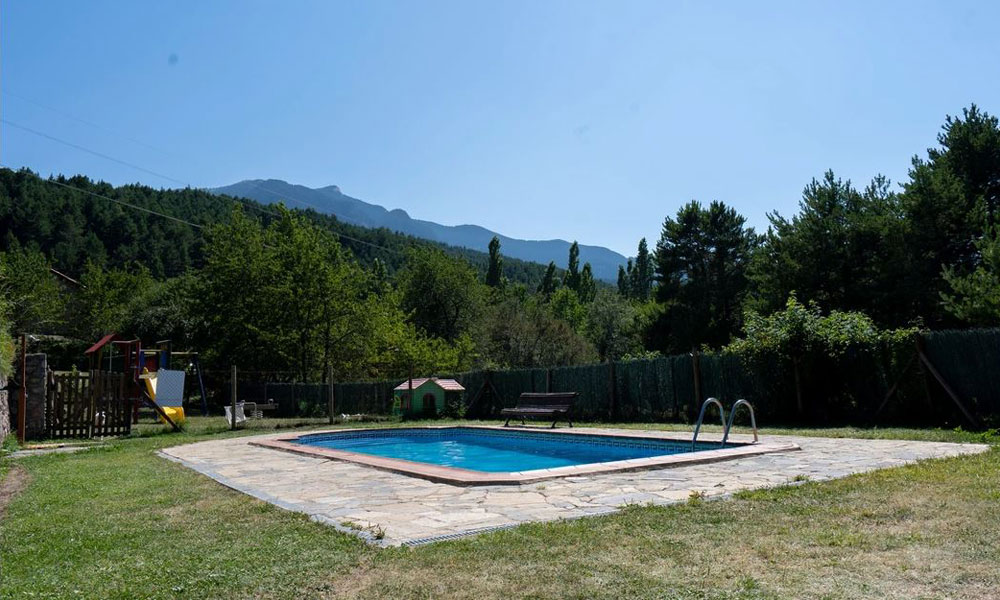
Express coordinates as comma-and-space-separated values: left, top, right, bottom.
1, 418, 997, 599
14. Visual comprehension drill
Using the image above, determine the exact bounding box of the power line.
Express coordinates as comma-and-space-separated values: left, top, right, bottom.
3, 119, 403, 255
2, 90, 179, 157
5, 165, 404, 256
0, 166, 204, 230
3, 118, 193, 188
2, 118, 282, 220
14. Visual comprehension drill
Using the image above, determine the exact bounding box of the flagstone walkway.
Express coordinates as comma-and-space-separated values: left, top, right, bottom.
160, 428, 989, 546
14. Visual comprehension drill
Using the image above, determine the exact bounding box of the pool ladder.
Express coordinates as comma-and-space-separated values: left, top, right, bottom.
691, 398, 758, 451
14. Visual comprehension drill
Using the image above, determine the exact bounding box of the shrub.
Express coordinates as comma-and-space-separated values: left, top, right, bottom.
725, 294, 918, 420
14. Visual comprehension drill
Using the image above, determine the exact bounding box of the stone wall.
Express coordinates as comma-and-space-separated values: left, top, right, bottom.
24, 354, 47, 440
0, 372, 9, 441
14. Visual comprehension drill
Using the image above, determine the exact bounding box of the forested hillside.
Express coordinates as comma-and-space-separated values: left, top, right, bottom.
0, 168, 553, 286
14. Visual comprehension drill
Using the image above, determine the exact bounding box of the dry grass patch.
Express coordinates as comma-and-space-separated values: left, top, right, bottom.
0, 463, 30, 521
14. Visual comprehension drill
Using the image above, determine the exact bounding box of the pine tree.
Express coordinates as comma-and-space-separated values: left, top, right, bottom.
579, 263, 597, 303
627, 257, 638, 300
485, 236, 504, 288
537, 261, 559, 299
633, 238, 653, 300
617, 264, 629, 297
370, 257, 390, 295
652, 200, 756, 352
563, 241, 581, 292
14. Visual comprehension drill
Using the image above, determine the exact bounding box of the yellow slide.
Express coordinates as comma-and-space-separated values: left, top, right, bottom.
140, 368, 187, 425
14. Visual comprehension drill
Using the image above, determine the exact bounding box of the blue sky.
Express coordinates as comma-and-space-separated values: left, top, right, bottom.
3, 1, 999, 256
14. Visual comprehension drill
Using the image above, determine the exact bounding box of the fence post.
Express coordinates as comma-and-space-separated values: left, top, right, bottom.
546, 368, 552, 393
328, 364, 335, 424
230, 365, 238, 430
87, 370, 97, 438
792, 356, 804, 416
690, 349, 701, 423
17, 335, 26, 444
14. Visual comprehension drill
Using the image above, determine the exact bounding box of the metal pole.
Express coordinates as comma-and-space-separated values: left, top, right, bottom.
230, 364, 238, 430
193, 355, 208, 417
327, 364, 335, 425
17, 334, 27, 444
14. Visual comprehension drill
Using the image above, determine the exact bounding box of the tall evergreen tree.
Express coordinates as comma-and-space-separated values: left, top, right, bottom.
537, 261, 559, 299
563, 241, 581, 292
748, 172, 909, 326
902, 104, 1000, 325
617, 264, 629, 297
370, 257, 390, 295
578, 263, 597, 303
485, 235, 504, 288
941, 224, 1000, 325
650, 200, 756, 352
631, 238, 653, 300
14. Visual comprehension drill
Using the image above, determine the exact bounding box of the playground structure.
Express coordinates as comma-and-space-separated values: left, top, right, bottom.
84, 334, 207, 431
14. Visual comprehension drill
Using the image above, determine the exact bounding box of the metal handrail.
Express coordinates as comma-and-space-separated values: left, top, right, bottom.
722, 399, 758, 446
691, 397, 726, 451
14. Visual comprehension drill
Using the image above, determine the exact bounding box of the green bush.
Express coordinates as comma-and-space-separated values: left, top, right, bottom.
725, 295, 918, 421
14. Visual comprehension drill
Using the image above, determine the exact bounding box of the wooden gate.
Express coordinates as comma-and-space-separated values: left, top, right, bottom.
46, 370, 132, 439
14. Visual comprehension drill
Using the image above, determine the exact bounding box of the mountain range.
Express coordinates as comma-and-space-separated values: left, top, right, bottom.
211, 179, 627, 281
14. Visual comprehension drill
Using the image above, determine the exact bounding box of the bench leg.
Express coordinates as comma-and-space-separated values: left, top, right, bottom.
504, 418, 510, 427
550, 420, 557, 428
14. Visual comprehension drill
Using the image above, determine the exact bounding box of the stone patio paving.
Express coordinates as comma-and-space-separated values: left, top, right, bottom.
160, 428, 989, 546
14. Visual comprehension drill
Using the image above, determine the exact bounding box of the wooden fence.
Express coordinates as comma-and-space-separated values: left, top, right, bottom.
46, 370, 132, 439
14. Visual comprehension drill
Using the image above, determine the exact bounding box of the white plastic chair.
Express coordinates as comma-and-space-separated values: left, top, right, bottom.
224, 404, 247, 426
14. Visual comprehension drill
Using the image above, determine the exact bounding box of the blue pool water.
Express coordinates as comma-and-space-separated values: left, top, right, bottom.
293, 428, 731, 473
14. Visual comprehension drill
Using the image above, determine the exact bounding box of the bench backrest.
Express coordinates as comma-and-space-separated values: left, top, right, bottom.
515, 392, 578, 410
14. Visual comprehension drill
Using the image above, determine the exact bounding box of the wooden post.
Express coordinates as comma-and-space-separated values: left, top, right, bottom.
407, 364, 414, 416
327, 364, 335, 424
690, 349, 701, 423
17, 335, 26, 444
87, 370, 97, 438
230, 365, 238, 430
793, 356, 804, 416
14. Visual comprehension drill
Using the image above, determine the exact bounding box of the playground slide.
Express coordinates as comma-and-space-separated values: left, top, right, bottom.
141, 369, 187, 424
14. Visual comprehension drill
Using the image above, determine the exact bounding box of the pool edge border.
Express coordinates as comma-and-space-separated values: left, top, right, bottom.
248, 426, 801, 486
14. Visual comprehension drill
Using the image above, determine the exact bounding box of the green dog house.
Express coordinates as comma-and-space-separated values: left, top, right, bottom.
393, 378, 465, 417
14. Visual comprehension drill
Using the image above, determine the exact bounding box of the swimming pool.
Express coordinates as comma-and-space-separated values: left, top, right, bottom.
252, 427, 797, 485
293, 428, 734, 472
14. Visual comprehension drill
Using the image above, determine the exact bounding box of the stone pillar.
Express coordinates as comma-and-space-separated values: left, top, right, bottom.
0, 372, 9, 441
24, 354, 47, 441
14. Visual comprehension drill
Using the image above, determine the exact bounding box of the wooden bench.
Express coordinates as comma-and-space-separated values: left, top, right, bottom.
501, 392, 578, 428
